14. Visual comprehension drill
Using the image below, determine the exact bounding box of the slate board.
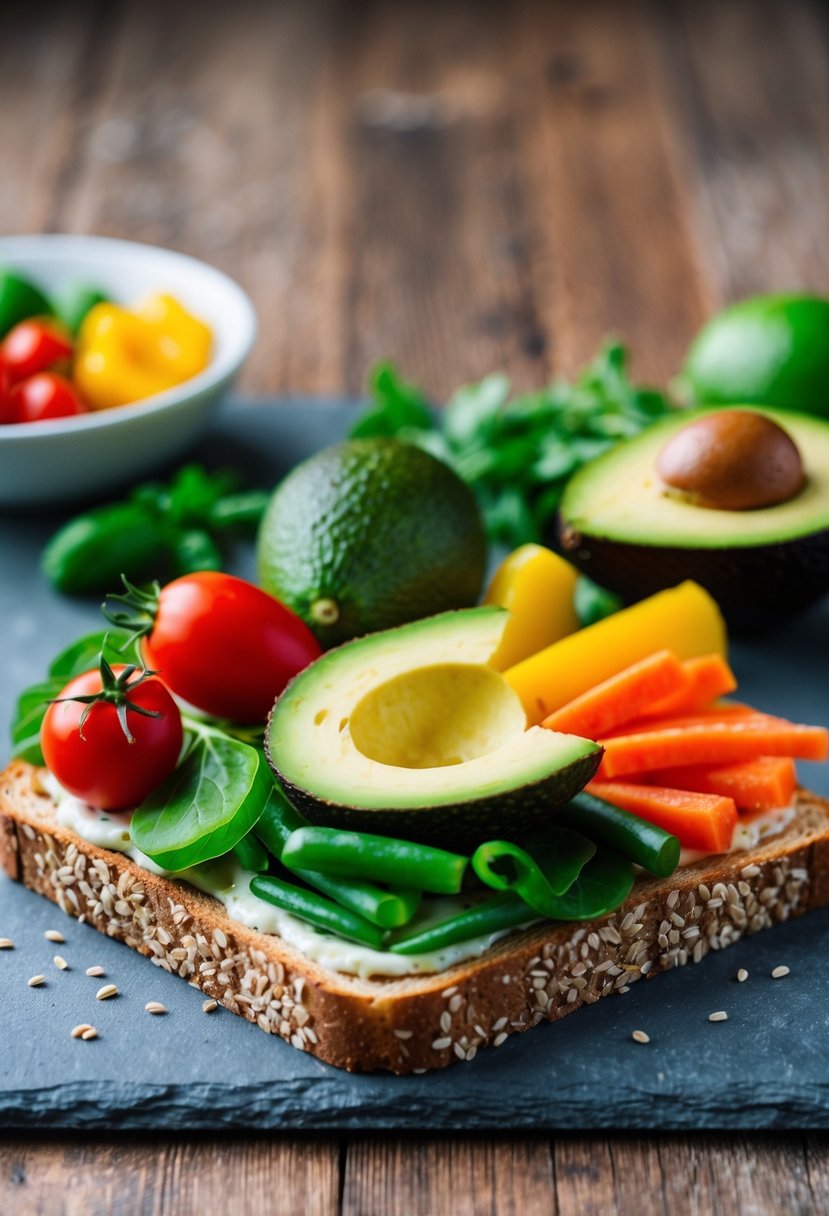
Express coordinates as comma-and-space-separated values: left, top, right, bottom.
1, 398, 828, 1132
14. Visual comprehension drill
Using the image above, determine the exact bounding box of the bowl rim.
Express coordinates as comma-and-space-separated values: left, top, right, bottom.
0, 233, 257, 441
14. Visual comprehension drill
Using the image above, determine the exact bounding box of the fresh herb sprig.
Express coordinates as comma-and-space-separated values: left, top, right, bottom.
350, 343, 675, 549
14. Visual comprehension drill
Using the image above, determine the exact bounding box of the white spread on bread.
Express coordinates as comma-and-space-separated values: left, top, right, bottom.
43, 772, 529, 978
41, 770, 795, 979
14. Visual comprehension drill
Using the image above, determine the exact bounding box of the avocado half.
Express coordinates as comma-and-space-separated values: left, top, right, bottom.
557, 406, 829, 633
265, 607, 602, 848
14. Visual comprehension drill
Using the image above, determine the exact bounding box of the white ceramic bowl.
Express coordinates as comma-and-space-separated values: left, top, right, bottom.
0, 234, 257, 507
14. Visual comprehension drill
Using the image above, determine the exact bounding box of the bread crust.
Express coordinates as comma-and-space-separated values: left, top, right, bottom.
2, 760, 829, 1073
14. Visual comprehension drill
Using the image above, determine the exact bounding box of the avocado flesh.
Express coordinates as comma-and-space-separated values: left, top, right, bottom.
266, 607, 602, 847
558, 406, 829, 633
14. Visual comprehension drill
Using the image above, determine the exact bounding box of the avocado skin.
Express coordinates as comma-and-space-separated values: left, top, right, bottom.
557, 519, 829, 635
264, 741, 602, 851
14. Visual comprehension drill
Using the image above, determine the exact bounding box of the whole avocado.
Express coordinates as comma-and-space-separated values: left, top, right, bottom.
680, 294, 829, 419
257, 438, 488, 647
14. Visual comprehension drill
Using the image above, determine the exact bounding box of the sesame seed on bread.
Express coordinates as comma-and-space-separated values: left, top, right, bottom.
2, 759, 829, 1073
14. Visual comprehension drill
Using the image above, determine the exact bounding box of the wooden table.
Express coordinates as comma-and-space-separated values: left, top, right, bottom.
2, 0, 828, 1210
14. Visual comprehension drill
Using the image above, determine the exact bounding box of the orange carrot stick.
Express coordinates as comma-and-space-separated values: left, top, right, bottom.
637, 654, 737, 720
599, 717, 829, 779
639, 757, 797, 811
587, 781, 738, 853
541, 650, 688, 740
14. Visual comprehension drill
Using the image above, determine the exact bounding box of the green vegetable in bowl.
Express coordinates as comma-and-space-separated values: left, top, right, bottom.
0, 270, 52, 338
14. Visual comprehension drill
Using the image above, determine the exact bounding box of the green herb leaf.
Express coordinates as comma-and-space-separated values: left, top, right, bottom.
574, 576, 624, 627
349, 361, 434, 438
9, 631, 134, 764
541, 849, 634, 921
48, 630, 132, 679
130, 724, 273, 871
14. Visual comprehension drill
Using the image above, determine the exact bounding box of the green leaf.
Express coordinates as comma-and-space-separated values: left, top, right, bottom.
10, 681, 62, 765
349, 362, 434, 438
522, 827, 597, 897
48, 630, 133, 680
574, 576, 624, 627
130, 724, 273, 871
542, 849, 634, 920
10, 631, 134, 765
443, 374, 510, 446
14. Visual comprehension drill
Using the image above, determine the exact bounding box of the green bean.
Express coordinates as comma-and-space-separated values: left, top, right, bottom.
389, 891, 532, 955
232, 831, 270, 873
299, 874, 420, 929
253, 787, 307, 856
472, 828, 596, 917
254, 789, 421, 928
560, 792, 680, 877
250, 873, 385, 949
281, 826, 468, 894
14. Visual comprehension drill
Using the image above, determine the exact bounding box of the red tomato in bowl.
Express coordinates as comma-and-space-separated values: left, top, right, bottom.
2, 318, 73, 384
139, 572, 322, 722
41, 666, 183, 811
0, 356, 13, 424
12, 372, 86, 423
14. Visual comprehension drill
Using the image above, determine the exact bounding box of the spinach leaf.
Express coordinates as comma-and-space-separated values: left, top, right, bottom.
130, 723, 273, 871
48, 630, 132, 679
543, 849, 634, 921
9, 631, 133, 765
521, 826, 597, 897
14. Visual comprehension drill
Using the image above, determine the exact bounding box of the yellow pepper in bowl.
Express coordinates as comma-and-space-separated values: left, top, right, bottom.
74, 293, 212, 410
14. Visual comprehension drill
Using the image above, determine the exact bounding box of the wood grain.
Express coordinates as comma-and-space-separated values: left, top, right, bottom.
2, 1, 829, 1212
342, 1135, 556, 1216
0, 1135, 341, 1216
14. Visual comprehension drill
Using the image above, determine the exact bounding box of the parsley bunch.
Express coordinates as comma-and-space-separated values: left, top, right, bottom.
350, 342, 674, 549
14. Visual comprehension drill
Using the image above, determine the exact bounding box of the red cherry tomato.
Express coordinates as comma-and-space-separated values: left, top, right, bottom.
2, 318, 73, 384
140, 572, 322, 722
0, 356, 14, 425
41, 666, 183, 811
12, 372, 86, 423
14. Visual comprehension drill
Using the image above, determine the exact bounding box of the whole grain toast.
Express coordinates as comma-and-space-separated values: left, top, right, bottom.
2, 760, 828, 1073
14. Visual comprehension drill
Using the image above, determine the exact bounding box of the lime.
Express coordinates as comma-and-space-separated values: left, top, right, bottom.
680, 294, 829, 419
257, 438, 488, 647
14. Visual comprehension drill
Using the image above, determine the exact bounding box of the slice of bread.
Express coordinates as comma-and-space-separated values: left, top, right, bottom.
2, 759, 829, 1073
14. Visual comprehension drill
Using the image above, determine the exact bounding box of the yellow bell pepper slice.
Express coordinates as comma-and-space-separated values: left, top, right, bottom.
74, 294, 212, 410
504, 581, 727, 725
484, 544, 579, 671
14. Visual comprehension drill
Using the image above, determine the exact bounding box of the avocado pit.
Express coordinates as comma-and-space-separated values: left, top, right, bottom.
656, 408, 805, 511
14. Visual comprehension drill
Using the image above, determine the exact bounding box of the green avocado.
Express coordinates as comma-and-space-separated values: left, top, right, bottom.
257, 438, 487, 648
680, 295, 829, 419
558, 407, 829, 633
265, 607, 602, 847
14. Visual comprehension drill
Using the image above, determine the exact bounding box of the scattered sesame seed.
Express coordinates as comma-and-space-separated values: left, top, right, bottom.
85, 966, 105, 978
145, 1001, 167, 1015
28, 975, 45, 987
202, 1000, 218, 1013
0, 938, 14, 949
81, 1028, 98, 1041
96, 984, 118, 1000
45, 930, 65, 944
71, 1024, 93, 1039
709, 1011, 728, 1022
771, 966, 790, 979
53, 955, 69, 971
632, 1030, 650, 1044
737, 969, 749, 983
